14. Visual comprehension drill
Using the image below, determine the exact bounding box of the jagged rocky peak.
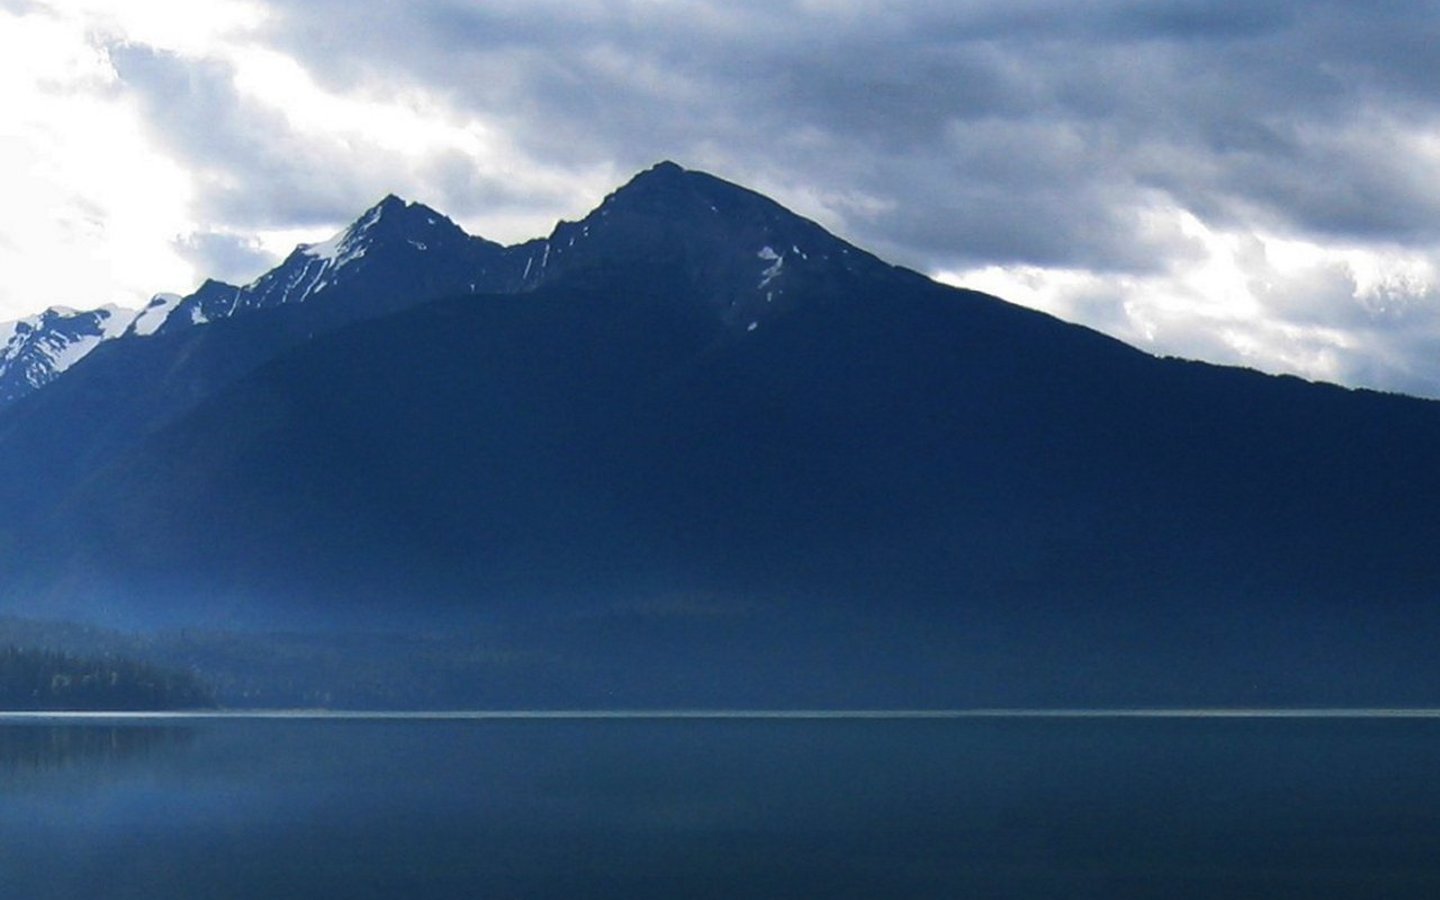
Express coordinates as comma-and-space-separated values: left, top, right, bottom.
273, 194, 473, 274
2, 304, 136, 353
529, 161, 900, 328
0, 304, 139, 407
299, 194, 471, 267
574, 162, 886, 272
0, 164, 906, 408
150, 195, 504, 337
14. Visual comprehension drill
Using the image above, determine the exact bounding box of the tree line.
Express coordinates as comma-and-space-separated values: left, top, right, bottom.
0, 645, 215, 710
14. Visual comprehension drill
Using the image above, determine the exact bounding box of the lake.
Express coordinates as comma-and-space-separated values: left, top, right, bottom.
2, 713, 1439, 898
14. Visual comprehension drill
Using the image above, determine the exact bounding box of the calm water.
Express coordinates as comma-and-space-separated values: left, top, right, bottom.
2, 715, 1440, 898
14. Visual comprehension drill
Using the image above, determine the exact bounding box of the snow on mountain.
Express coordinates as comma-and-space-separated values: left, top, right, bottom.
302, 198, 384, 268
127, 293, 184, 337
155, 195, 488, 335
0, 305, 139, 407
0, 163, 897, 410
0, 195, 505, 409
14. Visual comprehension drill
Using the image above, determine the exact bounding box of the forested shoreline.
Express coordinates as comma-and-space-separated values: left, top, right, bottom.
0, 645, 215, 710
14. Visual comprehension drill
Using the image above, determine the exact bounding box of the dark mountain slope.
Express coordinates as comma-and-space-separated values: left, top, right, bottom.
18, 253, 1440, 704
0, 198, 520, 540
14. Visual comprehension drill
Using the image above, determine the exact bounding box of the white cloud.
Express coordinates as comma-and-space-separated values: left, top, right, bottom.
218, 43, 615, 242
0, 0, 615, 322
937, 205, 1440, 396
0, 5, 198, 319
57, 0, 269, 55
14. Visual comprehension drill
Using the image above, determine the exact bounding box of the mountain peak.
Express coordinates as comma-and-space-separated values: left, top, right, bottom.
534, 161, 901, 329
6, 165, 898, 405
600, 160, 759, 212
594, 162, 875, 261
138, 189, 513, 339
375, 192, 409, 211
0, 304, 140, 407
629, 159, 687, 183
371, 192, 447, 221
362, 193, 449, 231
292, 194, 468, 272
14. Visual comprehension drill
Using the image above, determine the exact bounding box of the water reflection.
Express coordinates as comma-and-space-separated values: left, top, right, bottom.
1, 719, 1440, 898
0, 724, 192, 779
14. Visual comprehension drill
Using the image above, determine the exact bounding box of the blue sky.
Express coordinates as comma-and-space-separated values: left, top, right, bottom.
6, 0, 1440, 397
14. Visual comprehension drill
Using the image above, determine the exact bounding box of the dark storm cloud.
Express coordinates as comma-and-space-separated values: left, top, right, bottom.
218, 0, 1440, 277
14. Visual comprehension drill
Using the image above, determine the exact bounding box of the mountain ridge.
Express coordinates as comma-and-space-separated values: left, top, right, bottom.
3, 161, 1404, 414
0, 304, 139, 407
0, 162, 917, 410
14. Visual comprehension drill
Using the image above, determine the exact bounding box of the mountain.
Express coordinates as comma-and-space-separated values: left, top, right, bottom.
0, 163, 890, 412
0, 193, 531, 528
0, 304, 140, 408
150, 194, 520, 335
0, 196, 516, 412
3, 162, 1440, 708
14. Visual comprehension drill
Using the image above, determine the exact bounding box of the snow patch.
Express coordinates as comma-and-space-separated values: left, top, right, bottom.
302, 232, 344, 264
130, 293, 184, 337
301, 201, 384, 268
27, 306, 138, 378
43, 333, 102, 376
95, 304, 137, 341
758, 246, 784, 289
302, 232, 369, 268
284, 204, 395, 304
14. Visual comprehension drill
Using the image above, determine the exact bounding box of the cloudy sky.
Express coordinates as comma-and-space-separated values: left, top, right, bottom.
6, 1, 1440, 398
